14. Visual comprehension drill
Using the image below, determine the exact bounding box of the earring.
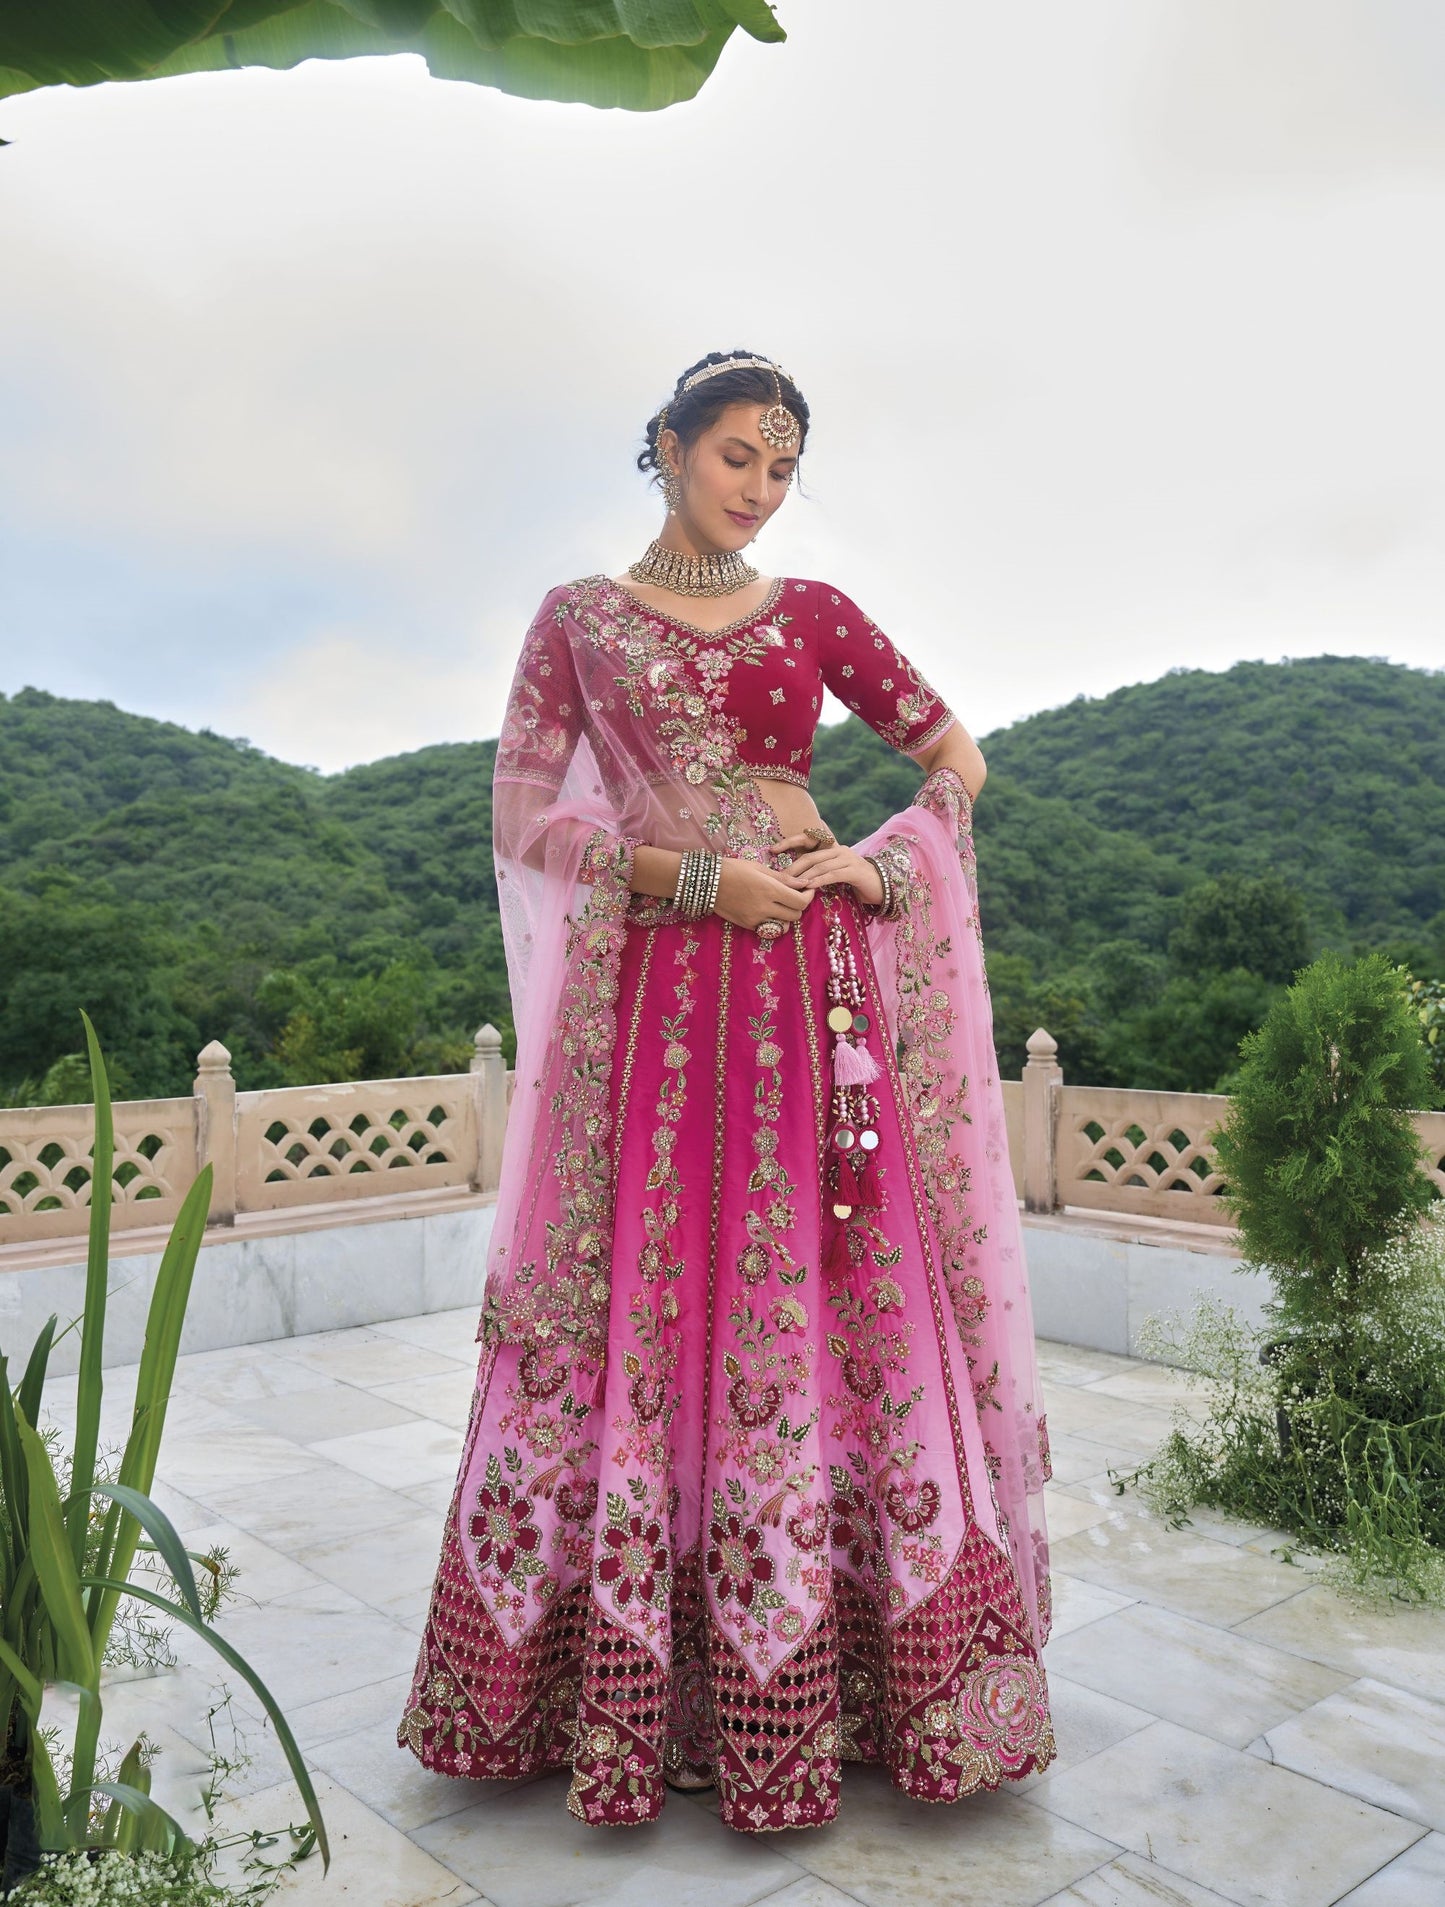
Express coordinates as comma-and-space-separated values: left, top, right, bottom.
661, 464, 683, 514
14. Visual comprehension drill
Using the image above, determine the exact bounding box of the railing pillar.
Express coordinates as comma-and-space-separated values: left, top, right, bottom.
194, 1040, 237, 1225
471, 1023, 508, 1194
1022, 1026, 1062, 1214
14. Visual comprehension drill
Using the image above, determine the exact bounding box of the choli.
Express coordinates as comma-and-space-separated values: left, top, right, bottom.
496, 574, 957, 792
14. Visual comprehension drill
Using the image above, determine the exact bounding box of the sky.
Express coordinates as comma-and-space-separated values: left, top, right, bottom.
1, 0, 1442, 774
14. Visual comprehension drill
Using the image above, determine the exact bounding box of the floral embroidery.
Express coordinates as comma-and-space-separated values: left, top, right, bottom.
470, 1470, 543, 1583
596, 1510, 671, 1611
705, 1510, 778, 1611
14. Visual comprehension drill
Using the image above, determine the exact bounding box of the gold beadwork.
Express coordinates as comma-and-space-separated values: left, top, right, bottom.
628, 540, 759, 599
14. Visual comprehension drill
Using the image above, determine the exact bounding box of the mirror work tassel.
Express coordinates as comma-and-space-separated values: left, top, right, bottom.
823, 898, 885, 1273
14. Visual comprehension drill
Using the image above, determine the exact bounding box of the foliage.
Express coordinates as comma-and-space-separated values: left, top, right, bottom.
1212, 952, 1433, 1327
1123, 955, 1445, 1602
11, 1847, 228, 1903
3, 656, 1444, 1096
0, 1017, 328, 1891
1132, 1224, 1445, 1603
1405, 974, 1445, 1108
0, 1, 785, 118
1168, 873, 1311, 986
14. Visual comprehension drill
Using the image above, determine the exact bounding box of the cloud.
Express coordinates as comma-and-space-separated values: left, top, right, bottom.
2, 1, 1444, 770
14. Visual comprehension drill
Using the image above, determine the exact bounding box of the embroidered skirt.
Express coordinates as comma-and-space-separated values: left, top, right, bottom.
398, 885, 1054, 1832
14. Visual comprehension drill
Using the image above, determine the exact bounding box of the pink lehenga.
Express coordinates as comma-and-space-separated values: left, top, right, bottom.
398, 575, 1055, 1832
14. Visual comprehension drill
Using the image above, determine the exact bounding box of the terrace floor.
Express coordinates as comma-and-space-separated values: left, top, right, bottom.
61, 1310, 1445, 1907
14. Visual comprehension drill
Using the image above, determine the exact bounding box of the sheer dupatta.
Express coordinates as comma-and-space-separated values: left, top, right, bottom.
480, 578, 1051, 1647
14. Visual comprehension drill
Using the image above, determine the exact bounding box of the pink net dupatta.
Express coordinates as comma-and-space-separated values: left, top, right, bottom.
857, 767, 1052, 1647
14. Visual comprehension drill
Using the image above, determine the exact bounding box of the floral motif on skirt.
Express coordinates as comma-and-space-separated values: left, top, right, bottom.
399, 887, 1054, 1831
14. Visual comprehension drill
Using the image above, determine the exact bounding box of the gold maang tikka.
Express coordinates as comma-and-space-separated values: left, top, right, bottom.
679, 356, 801, 454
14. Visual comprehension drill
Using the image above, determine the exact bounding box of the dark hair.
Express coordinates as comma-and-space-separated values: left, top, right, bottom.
636, 349, 811, 484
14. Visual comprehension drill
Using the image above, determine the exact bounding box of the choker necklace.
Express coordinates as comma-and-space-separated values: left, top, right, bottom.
628, 540, 759, 598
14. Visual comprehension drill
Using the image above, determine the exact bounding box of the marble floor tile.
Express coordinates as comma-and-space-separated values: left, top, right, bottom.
371, 1366, 480, 1431
285, 1671, 416, 1751
206, 1458, 423, 1551
413, 1768, 807, 1907
1253, 1676, 1445, 1830
1042, 1602, 1348, 1748
755, 1884, 871, 1907
1043, 1490, 1116, 1543
174, 1345, 338, 1406
282, 1330, 472, 1389
1041, 1431, 1120, 1489
155, 1424, 330, 1502
403, 1475, 458, 1515
1078, 1366, 1207, 1415
1027, 1718, 1423, 1907
1047, 1515, 1310, 1629
788, 1771, 1117, 1907
179, 1517, 329, 1606
1234, 1585, 1445, 1706
195, 1578, 419, 1711
1036, 1343, 1146, 1388
1046, 1572, 1137, 1640
371, 1308, 481, 1357
309, 1417, 464, 1489
1040, 1387, 1176, 1450
1025, 1672, 1155, 1779
1036, 1852, 1239, 1906
210, 1773, 483, 1905
1335, 1832, 1445, 1905
309, 1717, 498, 1831
291, 1510, 445, 1609
227, 1381, 422, 1444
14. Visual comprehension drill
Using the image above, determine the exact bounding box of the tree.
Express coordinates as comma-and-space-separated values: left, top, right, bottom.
1213, 951, 1433, 1327
0, 1, 786, 120
1169, 873, 1311, 986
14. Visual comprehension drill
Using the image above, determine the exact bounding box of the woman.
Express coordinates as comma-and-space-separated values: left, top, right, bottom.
399, 351, 1055, 1834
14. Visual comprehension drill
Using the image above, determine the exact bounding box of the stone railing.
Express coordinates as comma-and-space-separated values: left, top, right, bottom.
4, 1022, 1442, 1250
0, 1026, 512, 1245
1003, 1028, 1445, 1225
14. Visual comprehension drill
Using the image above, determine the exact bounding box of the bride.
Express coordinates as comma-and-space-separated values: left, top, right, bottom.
398, 349, 1054, 1833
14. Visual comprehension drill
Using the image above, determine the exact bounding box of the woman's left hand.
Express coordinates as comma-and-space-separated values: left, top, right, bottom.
770, 830, 883, 907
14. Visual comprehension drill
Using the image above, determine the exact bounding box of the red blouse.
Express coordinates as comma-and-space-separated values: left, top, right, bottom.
499, 576, 956, 793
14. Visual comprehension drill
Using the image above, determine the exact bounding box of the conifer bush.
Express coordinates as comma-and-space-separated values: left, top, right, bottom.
1128, 953, 1445, 1601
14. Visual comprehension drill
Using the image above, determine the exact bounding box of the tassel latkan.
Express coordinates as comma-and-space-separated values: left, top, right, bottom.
833, 1037, 880, 1086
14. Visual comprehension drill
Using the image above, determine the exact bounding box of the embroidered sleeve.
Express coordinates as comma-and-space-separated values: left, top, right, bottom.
817, 584, 957, 754
495, 593, 584, 789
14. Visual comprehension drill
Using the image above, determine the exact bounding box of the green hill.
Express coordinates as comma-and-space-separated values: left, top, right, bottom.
2, 654, 1441, 1103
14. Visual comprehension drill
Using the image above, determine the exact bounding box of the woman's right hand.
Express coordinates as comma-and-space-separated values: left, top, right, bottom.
714, 857, 813, 934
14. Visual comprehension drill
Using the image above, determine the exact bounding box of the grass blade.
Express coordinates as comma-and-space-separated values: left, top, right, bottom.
67, 1010, 114, 1577
81, 1576, 329, 1872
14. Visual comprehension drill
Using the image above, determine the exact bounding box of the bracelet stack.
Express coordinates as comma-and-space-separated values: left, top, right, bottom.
673, 848, 723, 919
862, 853, 903, 921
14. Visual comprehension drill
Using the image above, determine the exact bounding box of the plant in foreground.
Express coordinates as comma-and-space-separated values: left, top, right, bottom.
0, 1014, 329, 1892
1119, 954, 1444, 1602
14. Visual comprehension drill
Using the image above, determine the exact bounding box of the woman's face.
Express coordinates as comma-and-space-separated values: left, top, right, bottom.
662, 400, 800, 551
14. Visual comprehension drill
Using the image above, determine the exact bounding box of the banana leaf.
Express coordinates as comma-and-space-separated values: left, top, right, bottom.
0, 0, 785, 114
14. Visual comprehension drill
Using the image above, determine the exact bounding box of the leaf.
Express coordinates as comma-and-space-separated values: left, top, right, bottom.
0, 0, 784, 111
88, 1482, 205, 1621
826, 1334, 848, 1359
605, 1490, 629, 1527
81, 1575, 330, 1872
16, 1412, 96, 1690
80, 1781, 191, 1857
68, 1011, 114, 1576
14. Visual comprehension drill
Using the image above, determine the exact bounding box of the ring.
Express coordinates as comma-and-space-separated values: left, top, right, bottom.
757, 918, 788, 941
804, 826, 836, 849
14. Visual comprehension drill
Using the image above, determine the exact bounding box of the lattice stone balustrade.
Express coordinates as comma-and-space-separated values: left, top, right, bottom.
0, 1027, 511, 1243
1004, 1028, 1445, 1223
2, 1024, 1440, 1249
